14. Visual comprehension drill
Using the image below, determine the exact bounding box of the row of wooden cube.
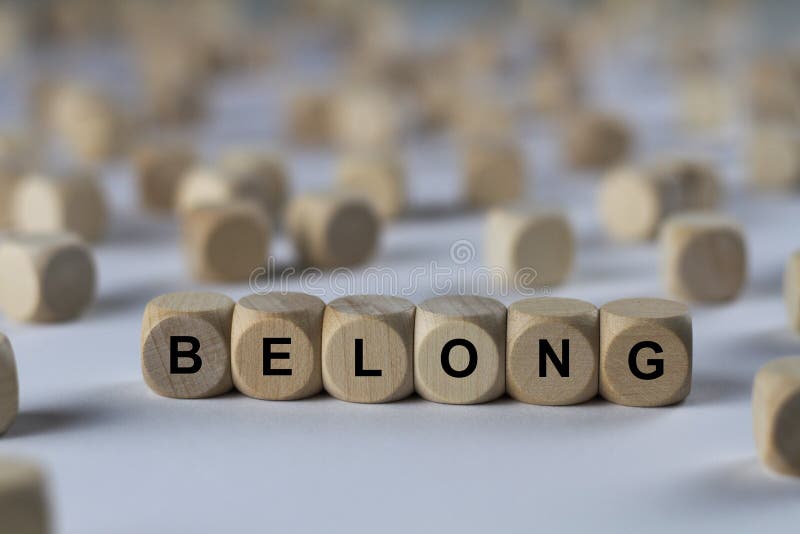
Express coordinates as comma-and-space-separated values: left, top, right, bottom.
141, 292, 693, 407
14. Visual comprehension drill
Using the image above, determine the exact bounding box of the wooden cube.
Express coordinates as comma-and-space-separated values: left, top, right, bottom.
336, 151, 406, 219
232, 292, 324, 400
785, 251, 800, 332
599, 166, 684, 242
0, 334, 17, 435
11, 170, 108, 242
530, 63, 582, 115
180, 202, 270, 282
133, 141, 196, 213
749, 125, 800, 191
0, 233, 96, 323
462, 137, 525, 208
654, 159, 721, 210
141, 291, 234, 399
753, 356, 800, 477
286, 191, 381, 268
333, 87, 400, 150
485, 204, 574, 288
0, 458, 49, 534
678, 75, 732, 131
220, 149, 289, 222
0, 155, 22, 229
322, 295, 415, 403
507, 297, 598, 405
414, 296, 506, 404
661, 213, 747, 302
600, 298, 692, 407
565, 111, 631, 170
287, 90, 334, 146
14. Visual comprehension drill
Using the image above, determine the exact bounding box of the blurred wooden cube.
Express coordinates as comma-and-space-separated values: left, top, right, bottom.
134, 141, 196, 213
0, 334, 17, 435
0, 232, 96, 323
749, 125, 800, 191
336, 151, 406, 219
753, 356, 800, 477
286, 190, 380, 268
12, 170, 108, 242
0, 458, 49, 534
180, 202, 270, 282
661, 212, 747, 303
565, 111, 631, 170
463, 136, 525, 208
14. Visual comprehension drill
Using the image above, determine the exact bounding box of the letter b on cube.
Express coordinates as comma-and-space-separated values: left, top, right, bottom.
141, 292, 234, 399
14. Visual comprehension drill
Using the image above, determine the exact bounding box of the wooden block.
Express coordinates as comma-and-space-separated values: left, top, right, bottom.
11, 170, 108, 242
336, 151, 406, 219
600, 298, 692, 407
232, 292, 324, 400
0, 233, 96, 323
0, 155, 22, 229
753, 356, 800, 477
565, 111, 631, 170
287, 90, 334, 146
463, 136, 525, 208
598, 166, 685, 242
333, 86, 400, 150
661, 213, 747, 302
485, 204, 574, 287
0, 334, 17, 435
180, 202, 270, 282
47, 83, 126, 163
507, 297, 598, 405
322, 295, 415, 403
220, 149, 289, 222
0, 458, 49, 534
133, 141, 196, 213
530, 63, 582, 114
785, 251, 800, 332
678, 74, 732, 131
654, 159, 721, 211
414, 296, 506, 404
141, 291, 234, 399
286, 190, 380, 268
749, 125, 800, 191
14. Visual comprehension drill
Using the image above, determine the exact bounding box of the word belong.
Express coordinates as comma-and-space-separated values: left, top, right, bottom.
141, 292, 692, 407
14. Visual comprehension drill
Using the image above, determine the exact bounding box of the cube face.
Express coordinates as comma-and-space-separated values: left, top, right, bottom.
135, 144, 195, 212
141, 292, 234, 399
785, 252, 800, 331
662, 214, 746, 302
414, 296, 506, 405
566, 113, 630, 170
0, 459, 49, 534
507, 298, 598, 405
0, 335, 18, 435
322, 296, 415, 403
232, 293, 324, 401
600, 298, 692, 407
599, 168, 665, 242
753, 357, 800, 477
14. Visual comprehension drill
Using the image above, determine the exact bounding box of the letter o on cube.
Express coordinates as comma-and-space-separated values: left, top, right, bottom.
141, 292, 234, 399
600, 298, 692, 407
414, 296, 506, 404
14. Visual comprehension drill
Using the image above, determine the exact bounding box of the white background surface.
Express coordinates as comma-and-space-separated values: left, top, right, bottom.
1, 9, 800, 533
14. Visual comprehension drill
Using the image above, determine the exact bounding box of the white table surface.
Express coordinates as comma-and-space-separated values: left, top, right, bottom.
1, 15, 800, 533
